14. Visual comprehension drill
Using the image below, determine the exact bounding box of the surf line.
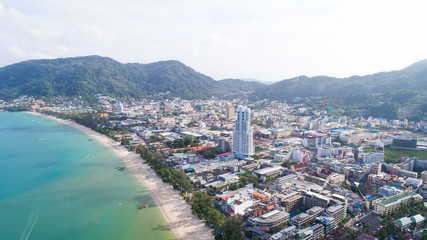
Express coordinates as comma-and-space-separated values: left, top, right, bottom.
20, 192, 43, 240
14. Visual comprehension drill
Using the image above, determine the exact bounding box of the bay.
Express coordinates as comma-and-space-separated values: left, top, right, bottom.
0, 112, 174, 240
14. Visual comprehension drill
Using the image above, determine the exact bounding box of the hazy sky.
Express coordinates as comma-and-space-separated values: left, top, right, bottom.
1, 0, 427, 82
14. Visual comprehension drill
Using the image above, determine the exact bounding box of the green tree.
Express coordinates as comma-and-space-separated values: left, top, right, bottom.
281, 160, 296, 168
343, 229, 361, 240
121, 137, 130, 146
221, 216, 244, 240
206, 208, 223, 229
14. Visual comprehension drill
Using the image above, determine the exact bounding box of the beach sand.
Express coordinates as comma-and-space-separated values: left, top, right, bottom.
27, 112, 214, 240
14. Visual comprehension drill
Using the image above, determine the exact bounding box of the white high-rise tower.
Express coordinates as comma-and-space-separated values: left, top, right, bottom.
232, 106, 254, 159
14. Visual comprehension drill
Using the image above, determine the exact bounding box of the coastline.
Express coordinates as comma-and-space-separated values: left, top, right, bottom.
26, 111, 213, 240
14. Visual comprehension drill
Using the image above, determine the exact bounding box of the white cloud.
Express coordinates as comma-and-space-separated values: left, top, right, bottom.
207, 33, 234, 47
0, 0, 427, 81
7, 45, 26, 58
83, 25, 118, 46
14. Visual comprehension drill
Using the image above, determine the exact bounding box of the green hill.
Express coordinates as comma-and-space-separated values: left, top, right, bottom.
0, 56, 266, 102
254, 59, 427, 100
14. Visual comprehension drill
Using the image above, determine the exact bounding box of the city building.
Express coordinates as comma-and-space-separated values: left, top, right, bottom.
304, 191, 331, 209
378, 186, 398, 197
422, 170, 427, 182
362, 151, 384, 164
225, 104, 235, 121
292, 206, 323, 229
373, 191, 422, 215
232, 106, 254, 159
298, 224, 325, 240
392, 136, 417, 149
316, 216, 337, 234
302, 135, 331, 148
370, 163, 382, 175
326, 204, 346, 224
115, 101, 124, 113
248, 209, 290, 230
278, 192, 304, 213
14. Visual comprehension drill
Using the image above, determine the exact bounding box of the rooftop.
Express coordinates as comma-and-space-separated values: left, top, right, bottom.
376, 192, 421, 207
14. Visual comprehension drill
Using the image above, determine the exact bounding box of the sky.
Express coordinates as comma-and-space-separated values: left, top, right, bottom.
1, 0, 427, 82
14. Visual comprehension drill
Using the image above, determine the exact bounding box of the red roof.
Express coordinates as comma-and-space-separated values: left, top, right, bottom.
220, 194, 233, 201
227, 208, 235, 215
320, 169, 332, 175
292, 162, 308, 169
217, 152, 232, 157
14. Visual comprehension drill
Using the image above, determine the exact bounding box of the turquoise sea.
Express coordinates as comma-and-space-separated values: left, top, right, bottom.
0, 112, 174, 240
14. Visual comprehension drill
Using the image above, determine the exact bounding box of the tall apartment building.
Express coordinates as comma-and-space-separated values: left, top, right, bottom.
370, 163, 382, 175
115, 101, 124, 113
292, 206, 324, 229
302, 135, 331, 148
304, 191, 331, 209
232, 106, 254, 159
225, 104, 235, 121
280, 192, 304, 213
316, 216, 337, 234
326, 204, 346, 224
421, 170, 427, 182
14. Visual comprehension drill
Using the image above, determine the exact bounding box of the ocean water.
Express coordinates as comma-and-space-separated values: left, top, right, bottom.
0, 112, 174, 240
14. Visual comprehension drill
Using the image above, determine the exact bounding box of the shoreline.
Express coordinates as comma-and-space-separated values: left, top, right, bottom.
25, 111, 213, 240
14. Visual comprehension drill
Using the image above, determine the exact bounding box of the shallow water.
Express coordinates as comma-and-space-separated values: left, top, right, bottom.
0, 112, 174, 240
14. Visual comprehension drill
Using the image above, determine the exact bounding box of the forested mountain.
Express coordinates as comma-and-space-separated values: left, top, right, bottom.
1, 55, 426, 115
217, 79, 266, 92
0, 56, 265, 102
253, 59, 427, 100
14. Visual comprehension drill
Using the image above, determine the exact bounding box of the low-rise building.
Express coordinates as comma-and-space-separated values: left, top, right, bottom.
393, 217, 412, 229
292, 206, 323, 229
297, 224, 325, 240
410, 214, 426, 228
248, 209, 290, 230
316, 216, 336, 234
373, 192, 422, 215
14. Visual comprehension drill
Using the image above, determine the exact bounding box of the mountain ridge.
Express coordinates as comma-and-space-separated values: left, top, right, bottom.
0, 55, 265, 101
0, 55, 426, 103
254, 59, 427, 100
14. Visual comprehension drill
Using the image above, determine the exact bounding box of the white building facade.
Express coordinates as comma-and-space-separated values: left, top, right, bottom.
233, 106, 254, 159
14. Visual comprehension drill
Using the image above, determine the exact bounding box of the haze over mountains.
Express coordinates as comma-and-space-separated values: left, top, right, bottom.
0, 55, 426, 102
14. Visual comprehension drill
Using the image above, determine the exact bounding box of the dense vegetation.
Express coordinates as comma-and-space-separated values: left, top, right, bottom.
41, 111, 120, 139
383, 146, 427, 163
136, 145, 193, 193
255, 60, 427, 100
165, 136, 200, 149
191, 192, 224, 229
0, 56, 265, 103
253, 60, 427, 120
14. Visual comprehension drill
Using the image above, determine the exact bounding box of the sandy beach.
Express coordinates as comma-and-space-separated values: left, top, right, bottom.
27, 111, 214, 240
